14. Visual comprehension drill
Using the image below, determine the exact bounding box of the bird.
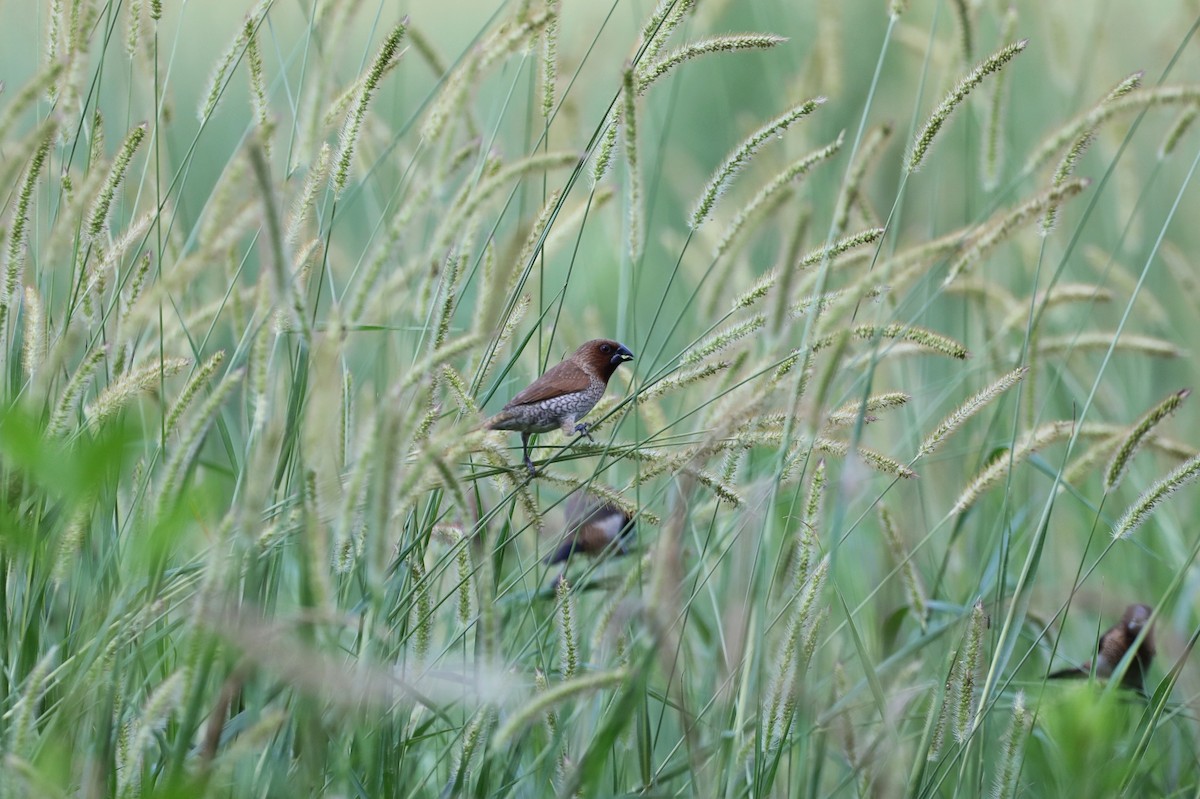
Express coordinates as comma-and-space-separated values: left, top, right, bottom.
545, 492, 636, 567
484, 339, 634, 476
1048, 603, 1156, 693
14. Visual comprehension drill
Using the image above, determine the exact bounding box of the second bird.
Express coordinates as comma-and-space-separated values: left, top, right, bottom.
485, 339, 634, 476
1049, 603, 1156, 693
546, 492, 636, 566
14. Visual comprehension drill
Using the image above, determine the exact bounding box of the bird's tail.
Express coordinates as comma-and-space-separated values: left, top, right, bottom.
481, 410, 515, 431
1048, 667, 1088, 680
545, 539, 579, 566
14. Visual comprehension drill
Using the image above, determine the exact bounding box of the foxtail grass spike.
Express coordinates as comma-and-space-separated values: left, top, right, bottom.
952, 421, 1075, 514
1161, 104, 1199, 158
1113, 452, 1200, 539
908, 40, 1027, 172
833, 123, 890, 234
21, 286, 44, 379
1105, 389, 1190, 492
622, 66, 642, 259
199, 18, 252, 121
85, 357, 189, 430
333, 20, 407, 197
879, 506, 927, 629
86, 123, 146, 242
953, 600, 985, 742
638, 34, 786, 94
944, 178, 1089, 285
4, 130, 54, 310
493, 671, 626, 746
981, 7, 1018, 190
556, 577, 579, 679
691, 97, 825, 228
918, 367, 1026, 458
1026, 72, 1162, 172
992, 692, 1028, 799
717, 133, 842, 258
540, 0, 559, 120
950, 0, 972, 61
1042, 131, 1094, 233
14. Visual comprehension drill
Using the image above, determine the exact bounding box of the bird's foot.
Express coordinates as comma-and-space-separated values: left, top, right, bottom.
573, 422, 595, 442
524, 455, 538, 478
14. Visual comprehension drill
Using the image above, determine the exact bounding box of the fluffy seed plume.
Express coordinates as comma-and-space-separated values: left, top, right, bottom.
907, 40, 1027, 172
918, 367, 1026, 458
1105, 389, 1190, 492
333, 20, 407, 197
1113, 452, 1200, 539
691, 97, 825, 228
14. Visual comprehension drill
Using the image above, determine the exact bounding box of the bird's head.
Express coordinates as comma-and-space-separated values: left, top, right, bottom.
574, 339, 634, 380
1122, 603, 1156, 655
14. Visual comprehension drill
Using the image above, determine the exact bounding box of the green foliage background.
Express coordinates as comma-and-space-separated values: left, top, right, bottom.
1, 0, 1199, 796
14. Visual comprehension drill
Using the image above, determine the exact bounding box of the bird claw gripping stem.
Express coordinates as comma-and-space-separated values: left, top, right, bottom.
573, 422, 595, 442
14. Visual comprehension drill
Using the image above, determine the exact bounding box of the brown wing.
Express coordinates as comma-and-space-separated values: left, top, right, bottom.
504, 360, 591, 408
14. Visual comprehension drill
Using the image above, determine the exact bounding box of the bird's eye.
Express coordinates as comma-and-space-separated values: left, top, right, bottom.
601, 344, 611, 353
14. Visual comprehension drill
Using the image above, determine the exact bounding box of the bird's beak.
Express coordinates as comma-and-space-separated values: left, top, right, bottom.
612, 344, 635, 365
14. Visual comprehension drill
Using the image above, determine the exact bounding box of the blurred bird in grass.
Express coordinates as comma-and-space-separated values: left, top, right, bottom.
1049, 603, 1156, 693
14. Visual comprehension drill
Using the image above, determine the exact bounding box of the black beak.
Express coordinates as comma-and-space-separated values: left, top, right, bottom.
611, 344, 634, 365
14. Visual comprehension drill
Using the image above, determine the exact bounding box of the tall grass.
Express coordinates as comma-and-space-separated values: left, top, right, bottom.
1, 1, 1199, 796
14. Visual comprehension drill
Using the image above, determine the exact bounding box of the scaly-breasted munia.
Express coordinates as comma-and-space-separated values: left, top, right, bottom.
1049, 603, 1156, 692
545, 492, 636, 566
484, 339, 634, 475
